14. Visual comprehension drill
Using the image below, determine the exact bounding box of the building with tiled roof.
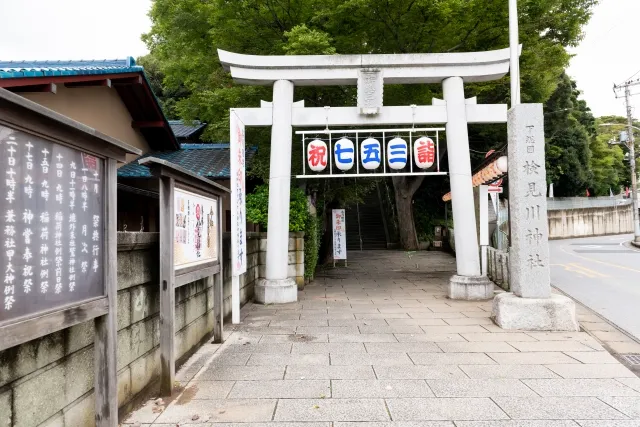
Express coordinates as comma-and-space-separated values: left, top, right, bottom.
0, 57, 178, 160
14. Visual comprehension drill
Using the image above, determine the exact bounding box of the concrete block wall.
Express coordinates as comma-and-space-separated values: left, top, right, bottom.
255, 231, 304, 289
0, 231, 260, 427
548, 205, 634, 239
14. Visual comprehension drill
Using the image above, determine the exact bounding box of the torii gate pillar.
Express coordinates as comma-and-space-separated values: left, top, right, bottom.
255, 80, 298, 304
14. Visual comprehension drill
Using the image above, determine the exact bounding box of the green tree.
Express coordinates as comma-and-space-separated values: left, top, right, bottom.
142, 0, 597, 248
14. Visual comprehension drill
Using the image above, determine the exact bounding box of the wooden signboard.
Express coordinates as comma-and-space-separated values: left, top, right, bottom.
139, 157, 229, 397
0, 88, 141, 427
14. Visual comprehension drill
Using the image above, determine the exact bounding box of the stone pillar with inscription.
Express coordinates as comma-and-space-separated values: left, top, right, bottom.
492, 104, 578, 331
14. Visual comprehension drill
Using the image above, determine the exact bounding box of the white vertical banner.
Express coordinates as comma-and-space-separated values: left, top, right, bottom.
230, 110, 246, 324
332, 209, 347, 261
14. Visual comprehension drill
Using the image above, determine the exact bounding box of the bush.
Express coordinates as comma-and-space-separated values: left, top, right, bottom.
304, 214, 320, 279
246, 184, 308, 232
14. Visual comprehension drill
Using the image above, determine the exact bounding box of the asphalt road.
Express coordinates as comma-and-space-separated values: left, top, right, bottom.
549, 234, 640, 341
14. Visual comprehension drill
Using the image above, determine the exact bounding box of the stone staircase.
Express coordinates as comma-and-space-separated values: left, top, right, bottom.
345, 190, 388, 251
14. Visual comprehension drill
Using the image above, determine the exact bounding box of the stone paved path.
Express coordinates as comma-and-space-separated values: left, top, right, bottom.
124, 250, 640, 426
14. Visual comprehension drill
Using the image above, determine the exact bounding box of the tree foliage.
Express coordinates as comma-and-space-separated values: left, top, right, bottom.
245, 184, 309, 232
142, 0, 598, 246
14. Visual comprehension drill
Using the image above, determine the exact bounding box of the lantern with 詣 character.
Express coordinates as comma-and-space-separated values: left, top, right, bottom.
307, 139, 328, 172
360, 137, 381, 170
387, 137, 408, 170
414, 136, 435, 169
334, 137, 355, 171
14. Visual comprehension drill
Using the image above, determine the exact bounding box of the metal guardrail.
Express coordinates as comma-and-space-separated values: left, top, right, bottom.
487, 247, 509, 291
546, 197, 632, 210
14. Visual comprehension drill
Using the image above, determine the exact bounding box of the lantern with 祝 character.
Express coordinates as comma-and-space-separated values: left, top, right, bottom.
360, 137, 381, 170
387, 137, 408, 170
414, 136, 435, 169
307, 139, 328, 172
334, 137, 355, 171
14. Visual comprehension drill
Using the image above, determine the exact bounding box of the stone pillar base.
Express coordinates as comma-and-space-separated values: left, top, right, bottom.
255, 278, 298, 304
492, 292, 579, 331
448, 275, 494, 300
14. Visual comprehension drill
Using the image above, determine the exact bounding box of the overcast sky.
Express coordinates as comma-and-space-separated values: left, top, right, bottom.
0, 0, 638, 119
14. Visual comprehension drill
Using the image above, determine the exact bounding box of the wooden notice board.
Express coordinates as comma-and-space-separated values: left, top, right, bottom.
0, 88, 141, 426
138, 157, 229, 396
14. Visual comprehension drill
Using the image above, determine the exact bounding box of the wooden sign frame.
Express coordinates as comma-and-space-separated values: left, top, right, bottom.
138, 157, 229, 396
0, 88, 141, 426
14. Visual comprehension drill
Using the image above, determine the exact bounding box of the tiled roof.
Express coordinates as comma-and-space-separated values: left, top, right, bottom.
118, 143, 257, 180
168, 120, 207, 139
0, 57, 143, 78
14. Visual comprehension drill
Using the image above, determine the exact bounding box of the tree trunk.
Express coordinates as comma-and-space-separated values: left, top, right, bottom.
392, 176, 425, 250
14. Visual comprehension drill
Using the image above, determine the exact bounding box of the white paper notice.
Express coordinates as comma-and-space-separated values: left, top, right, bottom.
332, 209, 347, 260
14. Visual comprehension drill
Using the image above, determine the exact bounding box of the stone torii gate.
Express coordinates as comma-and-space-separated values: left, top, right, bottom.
219, 47, 514, 305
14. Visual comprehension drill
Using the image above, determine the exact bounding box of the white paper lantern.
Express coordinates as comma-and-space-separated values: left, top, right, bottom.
387, 137, 408, 170
360, 138, 381, 170
414, 136, 435, 169
334, 138, 355, 171
307, 139, 328, 172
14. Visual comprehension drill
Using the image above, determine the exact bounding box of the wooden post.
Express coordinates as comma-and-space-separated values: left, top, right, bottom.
213, 196, 224, 343
159, 176, 175, 396
95, 158, 118, 427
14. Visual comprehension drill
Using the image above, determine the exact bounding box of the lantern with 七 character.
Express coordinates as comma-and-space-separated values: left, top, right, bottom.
414, 136, 435, 169
387, 137, 408, 170
334, 138, 355, 171
360, 138, 381, 170
307, 139, 328, 172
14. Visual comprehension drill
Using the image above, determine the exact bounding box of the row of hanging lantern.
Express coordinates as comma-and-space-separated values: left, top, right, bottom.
306, 136, 436, 173
442, 156, 508, 202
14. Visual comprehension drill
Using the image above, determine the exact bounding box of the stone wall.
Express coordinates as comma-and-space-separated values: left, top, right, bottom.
0, 231, 260, 427
255, 231, 305, 289
548, 204, 634, 239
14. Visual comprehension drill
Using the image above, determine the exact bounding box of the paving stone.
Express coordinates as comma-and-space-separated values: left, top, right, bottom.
455, 422, 579, 427
335, 423, 455, 427
285, 365, 375, 380
359, 325, 425, 334
598, 397, 640, 418
507, 341, 597, 352
461, 311, 492, 317
606, 341, 640, 353
395, 333, 466, 342
181, 424, 331, 427
409, 352, 496, 365
247, 353, 329, 366
274, 398, 390, 421
374, 365, 465, 380
270, 319, 329, 326
461, 333, 537, 342
174, 381, 234, 399
154, 399, 277, 424
525, 332, 600, 342
386, 397, 508, 420
300, 313, 357, 320
198, 365, 285, 380
227, 379, 330, 398
354, 313, 411, 319
577, 421, 640, 427
437, 342, 518, 353
259, 334, 329, 343
329, 319, 388, 327
330, 353, 414, 366
523, 379, 640, 396
292, 343, 367, 353
492, 397, 628, 419
592, 331, 633, 342
332, 379, 434, 398
459, 364, 558, 379
386, 318, 449, 326
365, 342, 442, 353
616, 377, 640, 393
564, 351, 620, 364
443, 318, 494, 326
487, 352, 581, 365
419, 326, 488, 334
225, 343, 293, 353
579, 322, 618, 332
298, 326, 361, 335
399, 312, 468, 320
427, 379, 538, 397
329, 334, 398, 343
546, 364, 636, 378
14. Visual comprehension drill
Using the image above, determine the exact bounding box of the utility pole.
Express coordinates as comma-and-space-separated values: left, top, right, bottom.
614, 78, 640, 243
